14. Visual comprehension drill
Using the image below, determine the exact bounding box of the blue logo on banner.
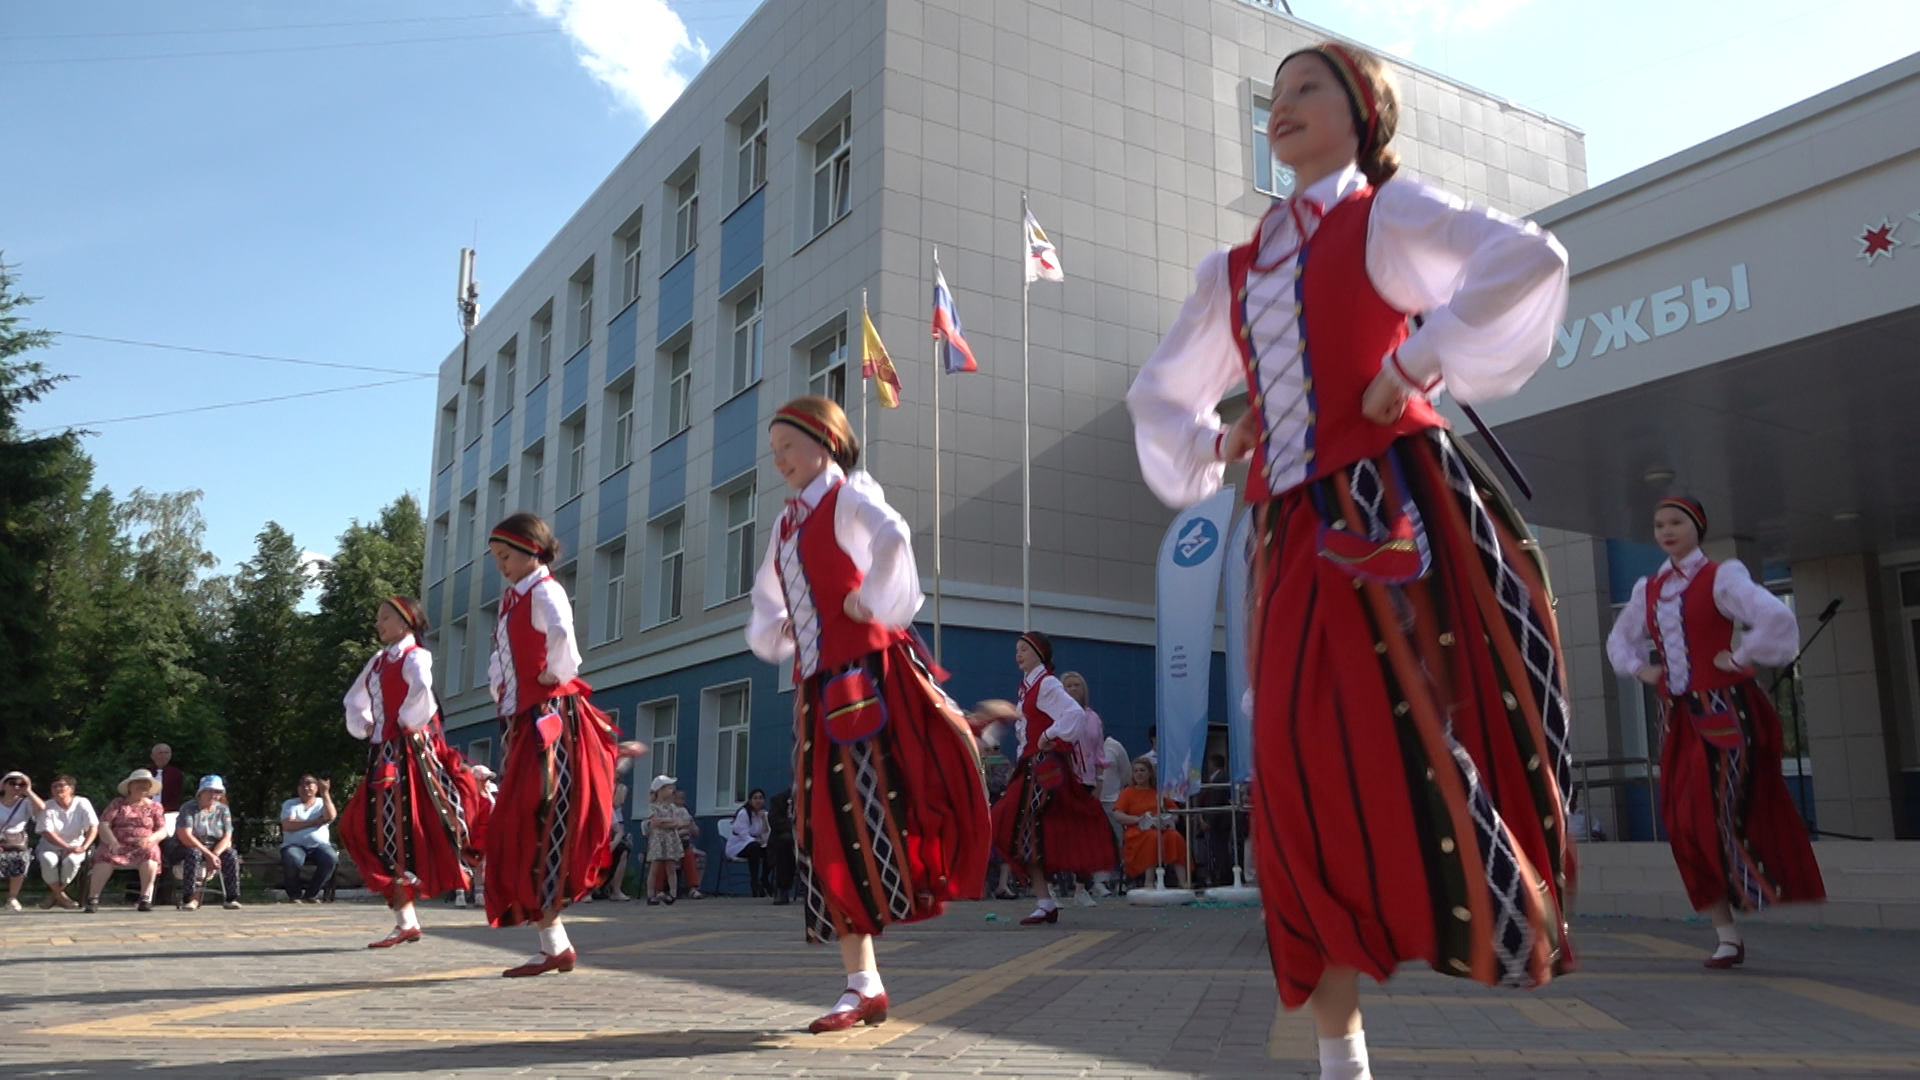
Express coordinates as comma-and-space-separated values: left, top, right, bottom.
1171, 518, 1220, 567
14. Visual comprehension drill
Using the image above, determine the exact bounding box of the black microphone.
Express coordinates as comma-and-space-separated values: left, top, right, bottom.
1818, 597, 1842, 622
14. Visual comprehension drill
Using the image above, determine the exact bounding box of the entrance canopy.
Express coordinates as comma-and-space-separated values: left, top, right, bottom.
1462, 53, 1920, 563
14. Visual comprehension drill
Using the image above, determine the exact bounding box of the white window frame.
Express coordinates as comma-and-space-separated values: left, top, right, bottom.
722, 482, 756, 603
1251, 91, 1294, 197
495, 341, 517, 418
609, 380, 635, 473
729, 288, 763, 398
488, 468, 509, 529
652, 511, 684, 625
811, 114, 853, 238
806, 326, 848, 407
438, 401, 459, 468
663, 343, 691, 439
597, 541, 626, 645
572, 261, 595, 352
644, 698, 679, 783
532, 304, 555, 383
700, 682, 752, 815
619, 213, 643, 307
522, 443, 545, 515
467, 736, 492, 771
736, 98, 768, 205
564, 420, 586, 503
464, 373, 487, 445
673, 173, 699, 260
448, 618, 467, 694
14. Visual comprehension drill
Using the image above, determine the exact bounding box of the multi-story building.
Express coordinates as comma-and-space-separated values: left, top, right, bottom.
422, 0, 1586, 836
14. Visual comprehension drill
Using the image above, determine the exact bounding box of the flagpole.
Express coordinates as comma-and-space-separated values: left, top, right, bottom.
930, 247, 943, 666
859, 289, 869, 457
1020, 193, 1032, 633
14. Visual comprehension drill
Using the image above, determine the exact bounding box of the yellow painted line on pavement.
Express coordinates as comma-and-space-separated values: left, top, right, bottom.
1267, 1001, 1317, 1060
1368, 1047, 1920, 1071
1762, 976, 1920, 1032
40, 967, 502, 1038
1608, 931, 1706, 959
787, 930, 1117, 1050
595, 929, 740, 955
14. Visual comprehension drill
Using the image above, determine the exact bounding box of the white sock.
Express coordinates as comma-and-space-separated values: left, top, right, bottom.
1713, 924, 1742, 958
1318, 1032, 1371, 1080
1037, 896, 1058, 912
540, 921, 572, 957
395, 902, 420, 931
831, 970, 883, 1013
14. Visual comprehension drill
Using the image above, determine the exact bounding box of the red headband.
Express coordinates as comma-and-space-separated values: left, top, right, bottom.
1283, 44, 1380, 156
488, 526, 545, 558
1657, 497, 1708, 538
772, 405, 840, 454
384, 596, 425, 634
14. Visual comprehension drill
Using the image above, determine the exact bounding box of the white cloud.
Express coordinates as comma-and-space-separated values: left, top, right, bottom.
517, 0, 710, 123
1384, 39, 1418, 60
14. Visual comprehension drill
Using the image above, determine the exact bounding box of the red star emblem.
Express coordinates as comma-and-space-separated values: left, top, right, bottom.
1857, 218, 1900, 264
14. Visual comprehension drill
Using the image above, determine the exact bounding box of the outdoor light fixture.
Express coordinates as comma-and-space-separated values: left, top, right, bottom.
1643, 467, 1676, 486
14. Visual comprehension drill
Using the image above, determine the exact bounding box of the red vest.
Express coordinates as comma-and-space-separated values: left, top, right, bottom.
369, 644, 417, 742
1645, 561, 1741, 694
1020, 671, 1059, 759
499, 578, 568, 713
793, 482, 904, 673
1228, 188, 1444, 503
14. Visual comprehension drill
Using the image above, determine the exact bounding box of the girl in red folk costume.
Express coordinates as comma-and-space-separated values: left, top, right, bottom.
1127, 43, 1575, 1080
340, 597, 489, 950
1606, 497, 1824, 967
983, 632, 1117, 925
746, 396, 990, 1035
483, 512, 622, 978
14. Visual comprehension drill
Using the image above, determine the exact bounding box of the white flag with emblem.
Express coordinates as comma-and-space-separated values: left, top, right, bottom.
1023, 206, 1064, 283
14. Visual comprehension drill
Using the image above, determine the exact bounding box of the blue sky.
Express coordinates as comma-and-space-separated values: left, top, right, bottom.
2, 0, 1912, 573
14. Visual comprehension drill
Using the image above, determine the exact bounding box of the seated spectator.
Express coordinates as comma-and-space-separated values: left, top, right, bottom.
767, 788, 796, 906
1111, 759, 1190, 889
726, 788, 772, 896
278, 775, 338, 903
175, 775, 243, 911
1193, 753, 1236, 887
1, 771, 43, 911
671, 788, 704, 899
35, 775, 97, 910
86, 770, 169, 913
643, 776, 685, 905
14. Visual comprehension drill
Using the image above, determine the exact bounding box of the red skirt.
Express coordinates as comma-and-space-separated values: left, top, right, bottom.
794, 640, 990, 943
339, 727, 489, 903
1660, 680, 1825, 912
990, 755, 1119, 881
484, 691, 619, 928
1251, 430, 1577, 1009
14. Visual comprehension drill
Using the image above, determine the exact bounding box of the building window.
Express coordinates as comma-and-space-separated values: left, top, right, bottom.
598, 541, 625, 644
438, 400, 458, 467
456, 495, 476, 566
720, 482, 756, 602
488, 470, 509, 530
646, 699, 678, 781
673, 172, 699, 260
811, 114, 852, 238
653, 513, 684, 624
448, 618, 467, 694
1251, 93, 1294, 196
729, 288, 762, 398
464, 373, 486, 445
495, 341, 517, 417
618, 210, 643, 307
532, 303, 554, 383
522, 444, 545, 514
807, 328, 848, 407
564, 420, 586, 502
662, 343, 691, 438
609, 382, 634, 471
571, 260, 594, 352
429, 515, 449, 581
467, 737, 492, 771
472, 604, 496, 691
703, 683, 751, 813
736, 98, 767, 204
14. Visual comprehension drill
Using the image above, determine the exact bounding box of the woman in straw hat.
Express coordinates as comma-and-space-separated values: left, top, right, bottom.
84, 769, 170, 913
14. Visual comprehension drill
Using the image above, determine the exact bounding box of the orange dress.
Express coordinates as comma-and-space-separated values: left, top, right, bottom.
1113, 786, 1187, 877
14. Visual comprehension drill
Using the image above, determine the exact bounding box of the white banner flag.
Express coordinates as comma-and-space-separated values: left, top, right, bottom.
1023, 206, 1064, 283
1222, 506, 1256, 785
1154, 486, 1235, 802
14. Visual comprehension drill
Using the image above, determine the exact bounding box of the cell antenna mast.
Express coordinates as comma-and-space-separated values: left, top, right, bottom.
457, 247, 480, 380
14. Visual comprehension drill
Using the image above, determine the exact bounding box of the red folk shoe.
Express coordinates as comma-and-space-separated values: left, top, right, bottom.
1019, 907, 1060, 926
502, 948, 577, 978
367, 927, 423, 949
808, 991, 889, 1033
1703, 943, 1746, 970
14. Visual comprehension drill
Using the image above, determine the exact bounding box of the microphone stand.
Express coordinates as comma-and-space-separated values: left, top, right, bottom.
1769, 599, 1868, 840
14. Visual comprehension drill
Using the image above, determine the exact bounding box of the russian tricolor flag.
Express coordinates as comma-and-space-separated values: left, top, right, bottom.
931, 267, 977, 374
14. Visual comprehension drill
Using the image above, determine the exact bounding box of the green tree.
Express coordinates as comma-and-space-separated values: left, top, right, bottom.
219, 522, 309, 824
298, 494, 426, 789
0, 258, 81, 772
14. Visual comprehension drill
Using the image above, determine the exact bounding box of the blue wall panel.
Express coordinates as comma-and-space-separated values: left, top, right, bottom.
561, 344, 590, 420
718, 188, 765, 296
648, 431, 687, 518
658, 251, 695, 344
433, 463, 452, 519
555, 497, 582, 563
607, 302, 637, 383
490, 410, 513, 474
523, 378, 549, 450
598, 467, 630, 546
1606, 539, 1665, 605
460, 439, 481, 497
452, 563, 472, 622
426, 579, 445, 629
710, 384, 759, 485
